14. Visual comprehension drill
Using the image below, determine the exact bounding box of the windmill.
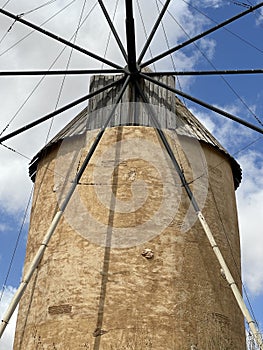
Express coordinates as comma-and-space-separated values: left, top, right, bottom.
0, 1, 262, 349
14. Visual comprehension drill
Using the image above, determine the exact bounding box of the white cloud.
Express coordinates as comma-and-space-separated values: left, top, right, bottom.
195, 0, 225, 8
237, 151, 263, 295
255, 8, 263, 26
0, 223, 10, 233
198, 38, 216, 60
189, 103, 252, 150
0, 148, 32, 214
0, 286, 18, 350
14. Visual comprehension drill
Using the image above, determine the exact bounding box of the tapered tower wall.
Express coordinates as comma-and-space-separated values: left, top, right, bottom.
14, 123, 246, 349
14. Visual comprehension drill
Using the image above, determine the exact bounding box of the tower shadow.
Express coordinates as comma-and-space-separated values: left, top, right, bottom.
93, 126, 123, 350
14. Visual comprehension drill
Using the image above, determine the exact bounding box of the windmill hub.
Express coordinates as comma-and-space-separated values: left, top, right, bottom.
124, 63, 140, 73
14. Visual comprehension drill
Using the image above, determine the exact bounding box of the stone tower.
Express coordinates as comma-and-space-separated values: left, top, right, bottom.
13, 74, 245, 349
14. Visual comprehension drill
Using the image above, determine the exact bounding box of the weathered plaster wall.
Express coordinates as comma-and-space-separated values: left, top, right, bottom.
14, 126, 245, 350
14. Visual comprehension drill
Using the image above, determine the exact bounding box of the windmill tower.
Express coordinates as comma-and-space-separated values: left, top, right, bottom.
0, 1, 263, 349
11, 70, 248, 350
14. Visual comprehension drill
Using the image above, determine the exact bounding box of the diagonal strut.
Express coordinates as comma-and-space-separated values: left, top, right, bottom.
0, 76, 125, 143
140, 73, 263, 134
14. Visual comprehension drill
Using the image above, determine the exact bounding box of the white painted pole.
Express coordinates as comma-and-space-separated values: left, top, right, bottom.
0, 76, 130, 339
0, 211, 63, 338
197, 211, 263, 350
0, 151, 90, 339
136, 80, 263, 349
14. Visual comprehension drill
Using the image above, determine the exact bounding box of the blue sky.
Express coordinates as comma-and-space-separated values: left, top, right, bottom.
0, 0, 262, 348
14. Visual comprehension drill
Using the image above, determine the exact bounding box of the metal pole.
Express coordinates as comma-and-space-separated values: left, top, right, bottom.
134, 78, 263, 349
125, 0, 137, 73
144, 69, 263, 76
0, 76, 125, 143
141, 73, 263, 135
0, 76, 130, 339
0, 69, 124, 76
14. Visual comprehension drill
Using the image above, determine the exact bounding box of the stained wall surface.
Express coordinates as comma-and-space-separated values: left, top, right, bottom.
14, 126, 245, 350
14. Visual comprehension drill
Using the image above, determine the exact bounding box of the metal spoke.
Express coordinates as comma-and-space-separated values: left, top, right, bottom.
144, 69, 263, 76
141, 2, 263, 68
0, 76, 125, 143
125, 0, 137, 73
98, 0, 128, 62
140, 72, 263, 135
0, 8, 122, 69
137, 0, 171, 64
1, 69, 262, 77
0, 69, 124, 76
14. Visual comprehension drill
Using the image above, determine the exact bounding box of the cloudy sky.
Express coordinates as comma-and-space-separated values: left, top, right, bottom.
0, 0, 262, 348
